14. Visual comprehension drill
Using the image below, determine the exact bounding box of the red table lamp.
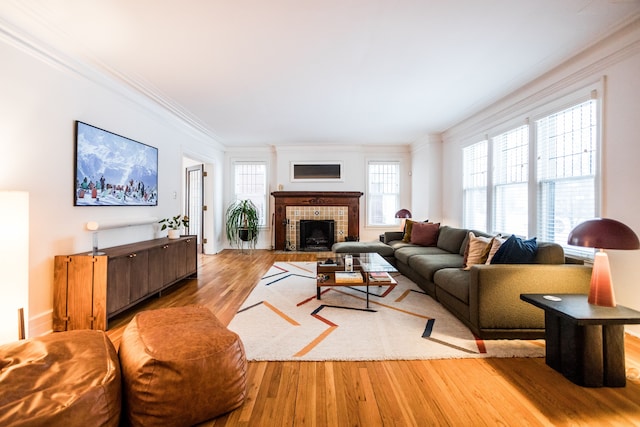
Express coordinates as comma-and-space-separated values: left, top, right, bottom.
567, 218, 639, 307
395, 209, 412, 230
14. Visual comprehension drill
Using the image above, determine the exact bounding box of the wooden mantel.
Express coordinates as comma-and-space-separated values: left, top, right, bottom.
271, 191, 363, 251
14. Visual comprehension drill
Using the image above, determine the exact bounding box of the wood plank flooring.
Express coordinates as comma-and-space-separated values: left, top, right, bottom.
106, 250, 640, 426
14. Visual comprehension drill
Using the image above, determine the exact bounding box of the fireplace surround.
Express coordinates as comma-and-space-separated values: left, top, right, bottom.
271, 191, 363, 251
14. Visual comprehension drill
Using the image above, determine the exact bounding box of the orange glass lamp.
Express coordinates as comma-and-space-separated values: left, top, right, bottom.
567, 218, 640, 307
395, 209, 412, 230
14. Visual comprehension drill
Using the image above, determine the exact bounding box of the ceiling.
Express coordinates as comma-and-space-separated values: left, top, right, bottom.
2, 0, 640, 147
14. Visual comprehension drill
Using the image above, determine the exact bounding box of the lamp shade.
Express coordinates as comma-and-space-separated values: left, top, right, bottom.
567, 218, 639, 250
567, 218, 639, 307
395, 209, 412, 219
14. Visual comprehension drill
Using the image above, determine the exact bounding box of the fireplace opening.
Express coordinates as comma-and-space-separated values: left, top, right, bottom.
299, 220, 335, 251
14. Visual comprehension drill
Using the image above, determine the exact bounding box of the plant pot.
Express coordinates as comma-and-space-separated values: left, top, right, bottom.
238, 228, 251, 242
168, 229, 181, 239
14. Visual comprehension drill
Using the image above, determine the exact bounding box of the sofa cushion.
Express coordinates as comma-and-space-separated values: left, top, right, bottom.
491, 235, 538, 264
485, 236, 506, 264
534, 242, 565, 264
331, 241, 395, 257
393, 245, 450, 265
388, 240, 414, 250
407, 253, 464, 282
410, 222, 440, 246
433, 268, 470, 304
463, 232, 493, 269
436, 226, 468, 254
402, 219, 417, 242
402, 219, 430, 242
459, 229, 494, 256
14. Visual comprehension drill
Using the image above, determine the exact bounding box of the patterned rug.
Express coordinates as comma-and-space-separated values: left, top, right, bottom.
228, 262, 545, 361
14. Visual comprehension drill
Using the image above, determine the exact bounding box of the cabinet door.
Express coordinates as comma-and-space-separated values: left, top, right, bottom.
147, 245, 166, 292
163, 242, 180, 283
183, 237, 197, 276
128, 250, 149, 302
107, 256, 130, 315
175, 239, 188, 278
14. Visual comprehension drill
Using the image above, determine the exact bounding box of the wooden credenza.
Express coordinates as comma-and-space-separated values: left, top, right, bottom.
53, 236, 197, 331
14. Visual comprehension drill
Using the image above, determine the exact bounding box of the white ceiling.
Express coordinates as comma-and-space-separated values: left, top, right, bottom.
2, 0, 640, 146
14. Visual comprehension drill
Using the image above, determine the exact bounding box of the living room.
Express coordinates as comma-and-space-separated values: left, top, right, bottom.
1, 2, 640, 424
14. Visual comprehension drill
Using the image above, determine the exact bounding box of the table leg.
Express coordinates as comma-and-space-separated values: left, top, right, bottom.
366, 283, 370, 308
544, 311, 561, 371
582, 325, 604, 387
317, 285, 321, 300
603, 324, 626, 387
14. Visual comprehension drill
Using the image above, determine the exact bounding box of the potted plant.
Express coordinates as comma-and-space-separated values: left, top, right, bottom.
159, 214, 189, 239
225, 199, 260, 249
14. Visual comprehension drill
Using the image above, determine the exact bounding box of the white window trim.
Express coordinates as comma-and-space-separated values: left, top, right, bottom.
460, 82, 602, 258
230, 158, 270, 229
366, 159, 402, 228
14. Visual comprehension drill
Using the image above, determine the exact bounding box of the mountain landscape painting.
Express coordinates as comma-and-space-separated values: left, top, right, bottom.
75, 121, 158, 206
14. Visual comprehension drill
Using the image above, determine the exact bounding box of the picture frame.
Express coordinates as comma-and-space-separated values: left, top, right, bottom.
74, 121, 158, 206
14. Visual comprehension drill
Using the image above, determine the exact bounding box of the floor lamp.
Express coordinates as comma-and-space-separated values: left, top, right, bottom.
0, 191, 29, 344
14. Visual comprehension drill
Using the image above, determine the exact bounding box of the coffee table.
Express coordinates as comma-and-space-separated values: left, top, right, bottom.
316, 253, 397, 309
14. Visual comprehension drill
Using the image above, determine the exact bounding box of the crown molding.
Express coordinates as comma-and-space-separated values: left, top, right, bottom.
443, 17, 640, 142
0, 7, 225, 152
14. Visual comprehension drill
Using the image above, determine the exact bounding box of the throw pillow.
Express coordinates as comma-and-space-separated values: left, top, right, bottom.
402, 219, 416, 243
410, 222, 440, 246
490, 235, 538, 264
462, 232, 493, 270
485, 236, 506, 264
402, 219, 430, 243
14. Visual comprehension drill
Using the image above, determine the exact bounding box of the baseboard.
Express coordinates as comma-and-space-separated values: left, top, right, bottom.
28, 309, 52, 338
628, 329, 640, 340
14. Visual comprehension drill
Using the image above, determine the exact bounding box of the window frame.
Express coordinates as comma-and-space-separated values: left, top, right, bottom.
231, 160, 269, 228
462, 139, 488, 231
366, 160, 401, 227
460, 85, 602, 258
533, 96, 599, 258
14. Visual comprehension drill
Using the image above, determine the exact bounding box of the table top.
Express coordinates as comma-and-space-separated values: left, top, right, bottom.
521, 294, 640, 325
317, 252, 398, 273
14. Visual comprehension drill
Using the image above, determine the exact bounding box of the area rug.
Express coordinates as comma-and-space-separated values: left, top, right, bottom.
227, 262, 545, 361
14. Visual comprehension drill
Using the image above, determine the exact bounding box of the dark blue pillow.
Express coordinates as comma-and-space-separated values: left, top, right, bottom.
490, 235, 538, 264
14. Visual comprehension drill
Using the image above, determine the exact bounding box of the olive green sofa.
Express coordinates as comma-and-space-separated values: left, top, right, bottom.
334, 225, 592, 339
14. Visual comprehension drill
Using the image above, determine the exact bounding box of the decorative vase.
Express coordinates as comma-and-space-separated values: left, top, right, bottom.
168, 229, 181, 239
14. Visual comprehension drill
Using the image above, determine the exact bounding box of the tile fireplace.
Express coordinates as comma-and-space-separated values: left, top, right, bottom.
271, 191, 363, 251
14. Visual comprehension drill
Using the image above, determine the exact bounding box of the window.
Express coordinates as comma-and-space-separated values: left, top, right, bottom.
460, 93, 599, 257
493, 125, 529, 236
537, 100, 597, 256
367, 161, 400, 226
233, 162, 267, 227
463, 140, 488, 231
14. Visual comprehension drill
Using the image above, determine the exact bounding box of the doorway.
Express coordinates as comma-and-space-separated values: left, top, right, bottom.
185, 164, 204, 253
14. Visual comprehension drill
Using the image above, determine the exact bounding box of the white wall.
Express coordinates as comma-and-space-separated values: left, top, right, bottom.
276, 145, 412, 243
410, 135, 443, 223
224, 144, 413, 248
441, 19, 640, 335
0, 28, 224, 340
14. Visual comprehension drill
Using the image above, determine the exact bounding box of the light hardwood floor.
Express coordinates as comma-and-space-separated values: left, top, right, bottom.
106, 250, 640, 427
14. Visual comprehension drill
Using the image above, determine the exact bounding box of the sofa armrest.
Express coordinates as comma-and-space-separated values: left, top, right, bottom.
468, 264, 592, 330
384, 231, 404, 244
